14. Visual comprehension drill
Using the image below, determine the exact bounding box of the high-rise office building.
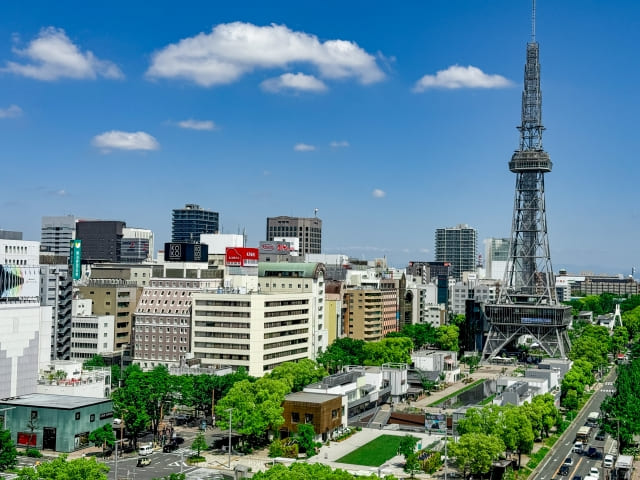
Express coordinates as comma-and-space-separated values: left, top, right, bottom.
434, 224, 477, 281
171, 204, 219, 243
75, 220, 125, 263
41, 216, 76, 257
266, 216, 322, 256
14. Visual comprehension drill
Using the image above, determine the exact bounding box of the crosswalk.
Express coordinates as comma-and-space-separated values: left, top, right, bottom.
601, 382, 616, 394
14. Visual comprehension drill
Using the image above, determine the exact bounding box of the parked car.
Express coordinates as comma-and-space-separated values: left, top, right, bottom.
163, 442, 178, 453
137, 457, 151, 467
595, 431, 606, 441
589, 467, 599, 478
603, 455, 614, 468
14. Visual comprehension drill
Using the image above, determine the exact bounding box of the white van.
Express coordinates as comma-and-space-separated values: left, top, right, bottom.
603, 455, 614, 468
573, 441, 583, 453
138, 444, 153, 456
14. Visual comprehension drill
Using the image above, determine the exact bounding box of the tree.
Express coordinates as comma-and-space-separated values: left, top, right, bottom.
362, 337, 413, 365
0, 428, 18, 471
16, 455, 109, 480
404, 453, 421, 478
153, 475, 186, 480
83, 355, 106, 368
191, 433, 208, 457
296, 424, 317, 457
449, 433, 504, 478
268, 359, 328, 392
397, 434, 419, 459
217, 377, 289, 446
436, 325, 459, 352
612, 326, 630, 354
88, 424, 116, 451
317, 338, 366, 373
111, 365, 151, 448
502, 406, 534, 466
251, 462, 393, 480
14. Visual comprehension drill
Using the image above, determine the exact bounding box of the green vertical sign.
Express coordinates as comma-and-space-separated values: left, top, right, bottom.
70, 240, 82, 280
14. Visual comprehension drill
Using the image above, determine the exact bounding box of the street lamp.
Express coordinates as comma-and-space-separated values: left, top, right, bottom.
442, 409, 448, 480
226, 408, 234, 468
115, 410, 127, 480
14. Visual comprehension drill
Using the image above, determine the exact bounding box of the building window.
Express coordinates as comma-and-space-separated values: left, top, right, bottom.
291, 412, 299, 423
31, 411, 38, 420
90, 414, 95, 422
75, 412, 81, 420
304, 413, 313, 424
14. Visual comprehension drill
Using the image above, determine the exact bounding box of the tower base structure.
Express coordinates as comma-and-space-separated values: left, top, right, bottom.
482, 303, 572, 361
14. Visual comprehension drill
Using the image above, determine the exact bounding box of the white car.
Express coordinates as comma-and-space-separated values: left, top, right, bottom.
589, 467, 599, 478
603, 454, 614, 468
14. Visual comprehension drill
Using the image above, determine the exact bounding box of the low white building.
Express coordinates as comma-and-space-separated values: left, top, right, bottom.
37, 360, 111, 398
412, 350, 461, 384
493, 376, 548, 407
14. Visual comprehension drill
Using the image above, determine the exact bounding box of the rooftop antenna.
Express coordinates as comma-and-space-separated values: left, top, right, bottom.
531, 0, 536, 42
314, 208, 319, 217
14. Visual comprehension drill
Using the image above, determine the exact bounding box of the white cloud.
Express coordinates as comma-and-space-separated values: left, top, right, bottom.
177, 119, 217, 131
261, 72, 327, 93
294, 143, 316, 152
413, 65, 512, 92
0, 104, 22, 118
146, 22, 384, 87
330, 140, 349, 148
92, 131, 159, 151
372, 189, 386, 198
3, 27, 123, 81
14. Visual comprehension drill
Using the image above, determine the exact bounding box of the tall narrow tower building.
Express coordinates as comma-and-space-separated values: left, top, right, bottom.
482, 1, 571, 360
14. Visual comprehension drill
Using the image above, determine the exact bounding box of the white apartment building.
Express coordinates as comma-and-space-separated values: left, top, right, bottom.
191, 291, 315, 377
37, 360, 111, 398
450, 281, 498, 315
405, 280, 444, 327
70, 299, 115, 360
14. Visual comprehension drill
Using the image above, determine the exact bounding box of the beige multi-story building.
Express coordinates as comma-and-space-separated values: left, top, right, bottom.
324, 281, 344, 344
344, 287, 383, 342
380, 277, 400, 336
191, 291, 314, 377
132, 277, 219, 371
77, 280, 140, 350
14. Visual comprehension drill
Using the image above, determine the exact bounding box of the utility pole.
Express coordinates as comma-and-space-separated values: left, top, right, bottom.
226, 408, 234, 468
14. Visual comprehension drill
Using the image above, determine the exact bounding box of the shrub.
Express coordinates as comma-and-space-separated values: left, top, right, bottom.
25, 448, 42, 458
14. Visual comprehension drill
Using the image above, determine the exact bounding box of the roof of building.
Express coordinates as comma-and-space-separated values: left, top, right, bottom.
259, 262, 325, 279
284, 391, 341, 404
0, 393, 112, 409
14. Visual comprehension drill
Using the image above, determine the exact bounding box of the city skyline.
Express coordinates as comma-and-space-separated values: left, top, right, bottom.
1, 1, 638, 275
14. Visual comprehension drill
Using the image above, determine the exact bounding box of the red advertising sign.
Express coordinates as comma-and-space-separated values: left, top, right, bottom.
225, 247, 259, 267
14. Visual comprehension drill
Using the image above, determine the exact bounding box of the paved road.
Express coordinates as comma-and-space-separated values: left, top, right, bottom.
105, 448, 200, 480
534, 370, 618, 480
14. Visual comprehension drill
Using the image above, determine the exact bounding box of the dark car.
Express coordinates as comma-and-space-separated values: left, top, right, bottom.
173, 436, 185, 445
163, 442, 178, 453
136, 457, 151, 467
559, 465, 570, 476
595, 431, 606, 441
572, 475, 582, 480
564, 457, 573, 466
587, 447, 598, 458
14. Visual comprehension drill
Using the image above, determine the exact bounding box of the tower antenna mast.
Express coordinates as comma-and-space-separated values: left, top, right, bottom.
531, 0, 536, 42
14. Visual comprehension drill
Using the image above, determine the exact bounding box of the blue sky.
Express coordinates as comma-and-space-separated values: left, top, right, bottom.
1, 1, 638, 275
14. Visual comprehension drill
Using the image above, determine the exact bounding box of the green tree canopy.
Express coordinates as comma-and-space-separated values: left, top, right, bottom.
449, 433, 505, 477
268, 359, 328, 392
363, 337, 413, 366
191, 432, 208, 457
397, 434, 419, 459
88, 424, 116, 449
296, 424, 317, 457
317, 338, 366, 373
0, 428, 18, 471
16, 455, 109, 480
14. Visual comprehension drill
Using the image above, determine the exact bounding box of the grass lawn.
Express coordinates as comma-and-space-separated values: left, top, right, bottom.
336, 434, 403, 467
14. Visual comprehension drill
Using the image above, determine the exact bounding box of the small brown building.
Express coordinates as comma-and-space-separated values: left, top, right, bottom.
281, 392, 343, 442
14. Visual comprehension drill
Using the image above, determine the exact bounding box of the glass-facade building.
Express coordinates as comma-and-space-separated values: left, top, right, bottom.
171, 204, 219, 243
434, 224, 477, 281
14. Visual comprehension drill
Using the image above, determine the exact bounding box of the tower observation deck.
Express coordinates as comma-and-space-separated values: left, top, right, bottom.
482, 1, 571, 361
